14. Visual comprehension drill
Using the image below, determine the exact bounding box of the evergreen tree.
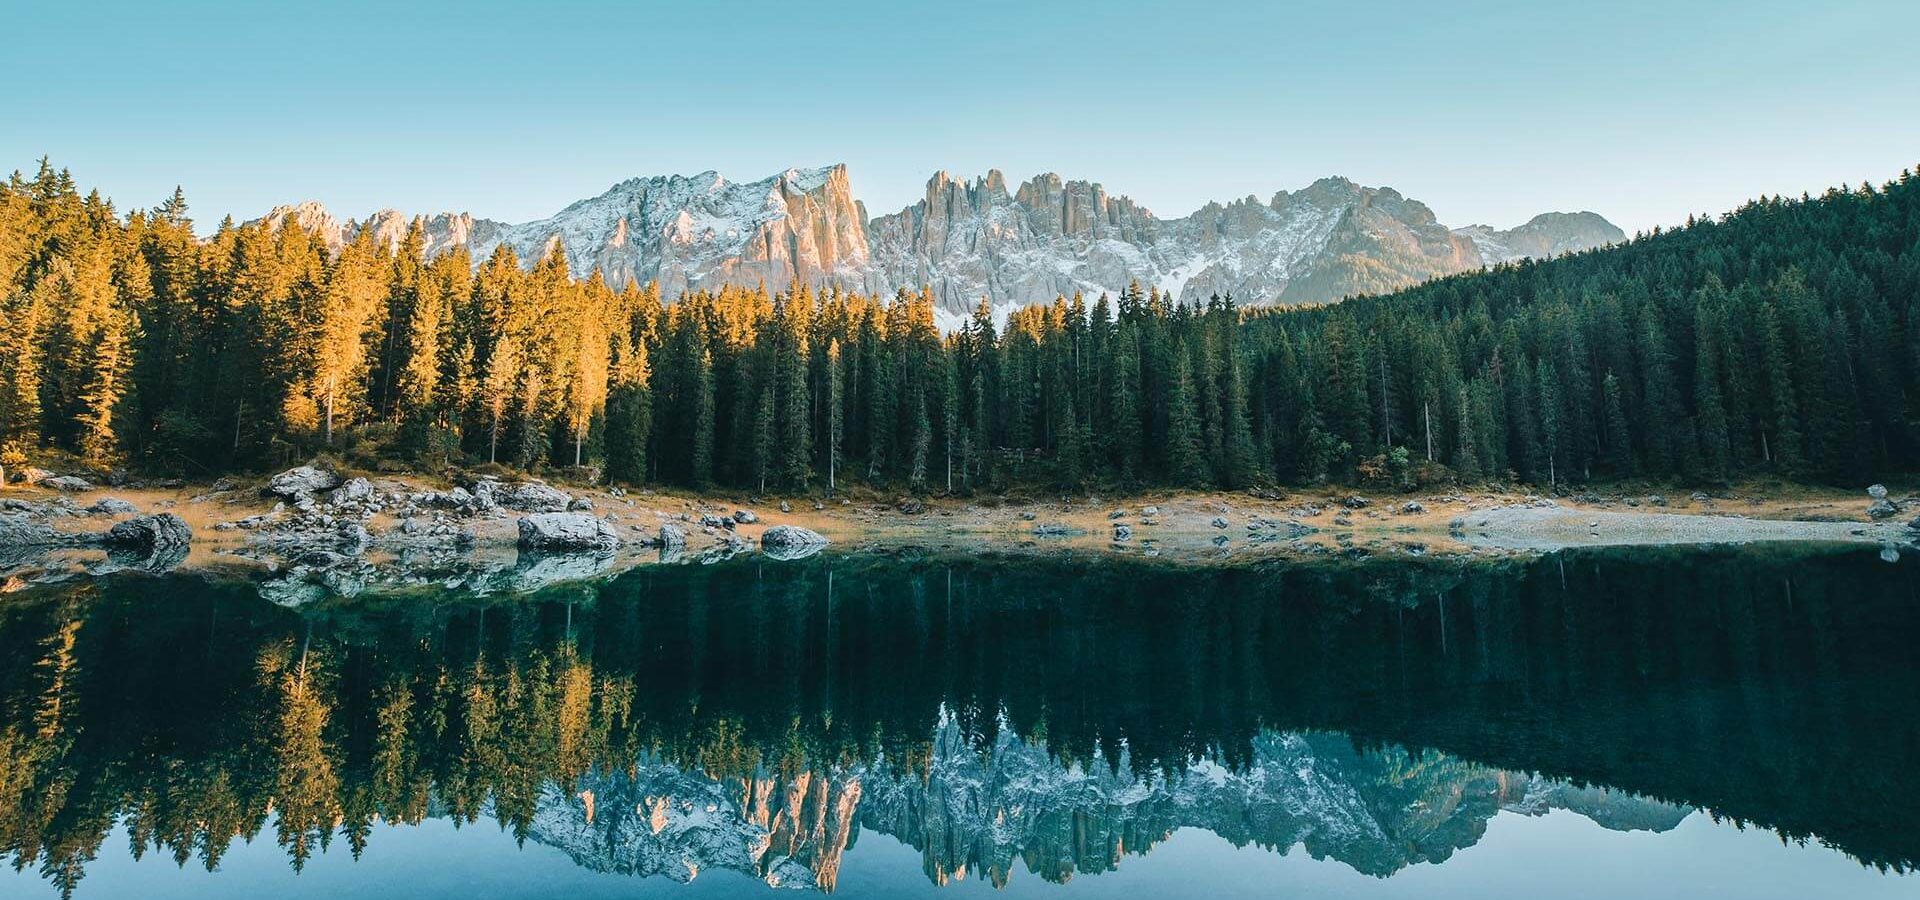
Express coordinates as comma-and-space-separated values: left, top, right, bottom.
1165, 341, 1208, 486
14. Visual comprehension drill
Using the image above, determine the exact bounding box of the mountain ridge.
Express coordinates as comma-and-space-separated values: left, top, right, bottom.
255, 164, 1623, 316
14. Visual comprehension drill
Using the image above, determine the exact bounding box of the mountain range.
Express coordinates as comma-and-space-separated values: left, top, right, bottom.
259, 164, 1623, 319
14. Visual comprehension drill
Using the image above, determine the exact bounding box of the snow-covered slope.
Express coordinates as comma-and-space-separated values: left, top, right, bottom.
256, 165, 1620, 317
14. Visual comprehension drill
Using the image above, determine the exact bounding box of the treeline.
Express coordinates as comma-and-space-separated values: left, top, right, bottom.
2, 158, 1916, 490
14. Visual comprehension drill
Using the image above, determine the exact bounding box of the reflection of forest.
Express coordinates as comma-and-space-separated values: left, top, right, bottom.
0, 547, 1913, 896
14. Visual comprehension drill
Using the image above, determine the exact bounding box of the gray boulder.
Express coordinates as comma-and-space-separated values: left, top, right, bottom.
760, 524, 829, 560
1211, 516, 1229, 528
657, 522, 688, 550
733, 509, 758, 524
268, 465, 341, 499
329, 477, 375, 506
1112, 523, 1133, 541
42, 475, 93, 492
1868, 484, 1889, 500
500, 481, 570, 512
516, 512, 618, 554
1868, 499, 1899, 520
104, 513, 192, 553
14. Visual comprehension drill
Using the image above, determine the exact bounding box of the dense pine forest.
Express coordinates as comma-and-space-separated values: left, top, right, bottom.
1, 159, 1916, 493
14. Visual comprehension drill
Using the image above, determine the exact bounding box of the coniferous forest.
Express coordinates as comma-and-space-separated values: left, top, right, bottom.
2, 158, 1917, 493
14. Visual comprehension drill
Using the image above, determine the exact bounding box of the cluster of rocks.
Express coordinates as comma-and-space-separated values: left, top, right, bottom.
1866, 484, 1903, 521
1246, 517, 1315, 543
0, 495, 192, 575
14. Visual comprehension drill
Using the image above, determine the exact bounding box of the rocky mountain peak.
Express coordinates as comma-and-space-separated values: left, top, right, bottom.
251, 164, 1621, 320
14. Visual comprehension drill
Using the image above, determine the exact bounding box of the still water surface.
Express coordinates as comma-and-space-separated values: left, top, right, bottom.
0, 546, 1914, 898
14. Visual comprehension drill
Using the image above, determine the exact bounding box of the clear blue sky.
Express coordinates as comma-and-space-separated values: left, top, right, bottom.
8, 0, 1916, 235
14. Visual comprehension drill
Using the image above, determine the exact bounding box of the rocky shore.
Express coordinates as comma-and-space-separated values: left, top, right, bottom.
0, 463, 1913, 601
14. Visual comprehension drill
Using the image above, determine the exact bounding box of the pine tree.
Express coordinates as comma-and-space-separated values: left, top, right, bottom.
1692, 291, 1732, 483
1165, 342, 1208, 486
604, 333, 652, 485
691, 347, 716, 487
480, 335, 521, 464
1601, 371, 1633, 475
825, 339, 843, 492
75, 288, 134, 465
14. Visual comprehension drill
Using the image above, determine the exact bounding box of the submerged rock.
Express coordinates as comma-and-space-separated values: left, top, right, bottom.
516, 512, 618, 554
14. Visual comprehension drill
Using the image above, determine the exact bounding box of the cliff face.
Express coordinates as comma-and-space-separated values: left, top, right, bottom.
518, 725, 1687, 891
460, 164, 870, 297
255, 165, 1620, 317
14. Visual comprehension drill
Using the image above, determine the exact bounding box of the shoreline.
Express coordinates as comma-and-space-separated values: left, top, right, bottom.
2, 469, 1914, 597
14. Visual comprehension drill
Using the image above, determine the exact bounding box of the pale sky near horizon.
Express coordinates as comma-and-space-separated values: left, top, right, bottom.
8, 0, 1917, 236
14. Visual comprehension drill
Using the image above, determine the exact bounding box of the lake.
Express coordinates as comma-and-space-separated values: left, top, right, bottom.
0, 546, 1914, 898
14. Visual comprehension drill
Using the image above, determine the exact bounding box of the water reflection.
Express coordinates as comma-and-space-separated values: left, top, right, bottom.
0, 547, 1914, 896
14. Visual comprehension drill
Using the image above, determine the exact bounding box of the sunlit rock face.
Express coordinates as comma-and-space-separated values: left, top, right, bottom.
523, 761, 863, 891
253, 165, 1619, 318
519, 723, 1684, 892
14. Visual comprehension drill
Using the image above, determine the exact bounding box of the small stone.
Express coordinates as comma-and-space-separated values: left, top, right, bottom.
1210, 517, 1229, 528
1112, 523, 1133, 541
733, 509, 758, 524
87, 497, 138, 516
1867, 484, 1889, 500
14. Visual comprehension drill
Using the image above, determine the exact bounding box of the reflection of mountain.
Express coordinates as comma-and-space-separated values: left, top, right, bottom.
523, 760, 861, 890
859, 724, 1686, 886
521, 722, 1684, 891
0, 545, 1913, 896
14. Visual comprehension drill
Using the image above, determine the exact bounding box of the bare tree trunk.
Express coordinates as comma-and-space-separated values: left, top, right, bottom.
1424, 401, 1433, 461
323, 381, 335, 446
